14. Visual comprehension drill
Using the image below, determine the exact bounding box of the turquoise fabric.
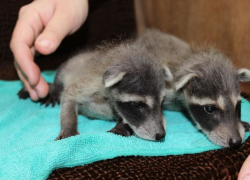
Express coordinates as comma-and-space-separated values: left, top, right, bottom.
0, 71, 249, 180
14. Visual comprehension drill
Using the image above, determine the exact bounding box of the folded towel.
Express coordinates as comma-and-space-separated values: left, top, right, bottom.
0, 71, 249, 180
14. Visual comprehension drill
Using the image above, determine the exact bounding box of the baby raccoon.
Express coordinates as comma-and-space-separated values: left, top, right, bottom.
18, 41, 173, 141
137, 29, 250, 148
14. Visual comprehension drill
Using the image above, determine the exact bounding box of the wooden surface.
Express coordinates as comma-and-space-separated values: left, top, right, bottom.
135, 0, 250, 94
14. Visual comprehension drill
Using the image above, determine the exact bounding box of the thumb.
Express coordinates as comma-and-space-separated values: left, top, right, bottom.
35, 9, 73, 55
238, 155, 250, 180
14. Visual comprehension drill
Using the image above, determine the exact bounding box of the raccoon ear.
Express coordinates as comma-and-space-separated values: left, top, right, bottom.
175, 73, 197, 91
238, 68, 250, 82
162, 65, 173, 82
103, 70, 126, 88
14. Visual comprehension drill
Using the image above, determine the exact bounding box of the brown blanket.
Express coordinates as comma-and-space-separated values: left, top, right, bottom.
48, 136, 250, 179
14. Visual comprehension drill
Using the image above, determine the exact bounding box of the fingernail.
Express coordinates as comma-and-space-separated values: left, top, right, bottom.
243, 175, 250, 180
38, 39, 52, 49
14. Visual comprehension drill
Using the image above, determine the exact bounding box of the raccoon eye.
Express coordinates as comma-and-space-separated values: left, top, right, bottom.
129, 101, 146, 108
204, 106, 215, 114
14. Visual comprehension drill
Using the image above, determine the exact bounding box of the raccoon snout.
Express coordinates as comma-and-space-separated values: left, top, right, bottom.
229, 138, 242, 148
155, 131, 166, 140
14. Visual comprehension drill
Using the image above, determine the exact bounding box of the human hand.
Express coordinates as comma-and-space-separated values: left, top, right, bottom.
10, 0, 88, 100
238, 155, 250, 180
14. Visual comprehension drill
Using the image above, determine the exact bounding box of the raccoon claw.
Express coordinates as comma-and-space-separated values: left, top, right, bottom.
40, 98, 46, 105
17, 88, 30, 99
108, 128, 131, 137
108, 123, 134, 137
242, 121, 250, 132
45, 99, 51, 107
55, 130, 79, 140
51, 100, 56, 107
39, 97, 50, 107
39, 93, 60, 107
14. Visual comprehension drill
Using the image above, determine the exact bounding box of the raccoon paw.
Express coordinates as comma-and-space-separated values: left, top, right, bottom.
40, 83, 60, 107
17, 84, 60, 107
242, 121, 250, 132
108, 123, 133, 137
17, 88, 30, 99
40, 94, 60, 107
55, 130, 80, 140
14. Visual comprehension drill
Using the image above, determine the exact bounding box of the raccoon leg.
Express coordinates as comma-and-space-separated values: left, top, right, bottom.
241, 121, 250, 132
108, 118, 134, 137
55, 97, 79, 140
39, 67, 65, 107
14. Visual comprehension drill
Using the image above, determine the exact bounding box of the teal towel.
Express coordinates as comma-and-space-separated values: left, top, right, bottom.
0, 71, 249, 180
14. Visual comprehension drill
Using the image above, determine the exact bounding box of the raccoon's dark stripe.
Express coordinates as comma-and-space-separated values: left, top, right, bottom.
189, 104, 220, 132
236, 101, 241, 119
223, 97, 241, 122
116, 70, 164, 96
115, 101, 149, 127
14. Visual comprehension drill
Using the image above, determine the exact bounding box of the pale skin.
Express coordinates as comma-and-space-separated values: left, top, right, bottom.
10, 0, 89, 100
238, 155, 250, 180
9, 0, 250, 177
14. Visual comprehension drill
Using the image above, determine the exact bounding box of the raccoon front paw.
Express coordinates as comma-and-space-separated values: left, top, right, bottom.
108, 123, 133, 137
55, 130, 79, 140
17, 86, 60, 107
40, 83, 60, 107
242, 121, 250, 132
17, 88, 30, 99
40, 95, 60, 107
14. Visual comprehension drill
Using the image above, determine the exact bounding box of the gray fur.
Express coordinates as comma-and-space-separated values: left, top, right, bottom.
53, 41, 172, 141
137, 29, 250, 147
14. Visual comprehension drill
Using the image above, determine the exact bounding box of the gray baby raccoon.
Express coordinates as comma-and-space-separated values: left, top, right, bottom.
18, 41, 173, 141
137, 29, 250, 147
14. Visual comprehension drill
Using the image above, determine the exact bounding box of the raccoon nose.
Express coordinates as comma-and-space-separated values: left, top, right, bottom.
155, 132, 166, 140
229, 138, 242, 148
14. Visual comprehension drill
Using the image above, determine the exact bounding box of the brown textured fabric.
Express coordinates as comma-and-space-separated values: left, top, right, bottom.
0, 0, 136, 80
48, 137, 250, 179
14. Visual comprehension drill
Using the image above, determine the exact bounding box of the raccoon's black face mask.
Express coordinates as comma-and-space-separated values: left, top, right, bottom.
106, 71, 167, 141
187, 95, 244, 148
174, 61, 250, 147
103, 56, 173, 141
